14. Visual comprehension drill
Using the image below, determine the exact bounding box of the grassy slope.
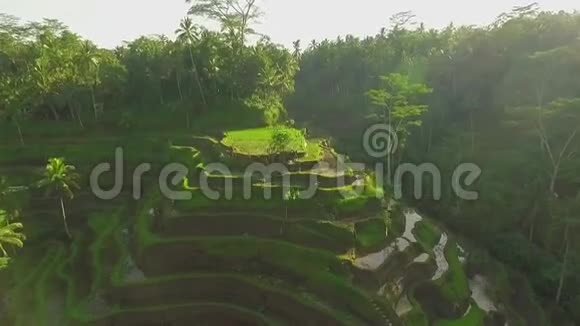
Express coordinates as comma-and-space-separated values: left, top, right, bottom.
438, 241, 470, 304
135, 194, 396, 324
434, 306, 485, 326
355, 218, 387, 252
222, 127, 307, 155
414, 220, 442, 253
221, 127, 323, 161
2, 132, 391, 325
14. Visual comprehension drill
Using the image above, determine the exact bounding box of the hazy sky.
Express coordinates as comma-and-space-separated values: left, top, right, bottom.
2, 0, 579, 48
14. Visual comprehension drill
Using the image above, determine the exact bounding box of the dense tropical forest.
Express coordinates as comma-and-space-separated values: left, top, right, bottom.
1, 1, 579, 325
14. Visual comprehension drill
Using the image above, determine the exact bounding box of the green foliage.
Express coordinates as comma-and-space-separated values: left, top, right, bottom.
355, 218, 387, 252
288, 9, 580, 321
186, 0, 263, 45
336, 196, 372, 215
299, 139, 324, 162
2, 5, 580, 325
414, 221, 442, 252
362, 174, 385, 198
268, 125, 293, 155
366, 73, 432, 147
434, 306, 484, 326
222, 127, 307, 156
37, 158, 80, 200
0, 209, 25, 258
438, 242, 470, 305
37, 157, 80, 238
0, 257, 9, 270
0, 13, 298, 131
404, 306, 428, 326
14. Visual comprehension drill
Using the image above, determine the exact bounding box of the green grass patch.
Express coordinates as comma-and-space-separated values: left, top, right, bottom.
414, 221, 442, 253
222, 127, 307, 156
93, 302, 281, 326
0, 257, 9, 270
6, 244, 65, 326
33, 246, 67, 326
336, 196, 373, 215
434, 305, 484, 326
437, 241, 470, 305
140, 235, 393, 324
355, 218, 387, 252
169, 145, 201, 167
284, 221, 354, 253
298, 139, 324, 162
0, 136, 171, 166
387, 205, 406, 238
135, 193, 164, 252
55, 232, 83, 319
162, 213, 354, 253
112, 273, 355, 324
87, 210, 122, 296
404, 306, 428, 326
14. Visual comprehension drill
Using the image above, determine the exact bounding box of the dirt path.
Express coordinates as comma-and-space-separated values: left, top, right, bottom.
353, 210, 422, 271
469, 275, 498, 313
431, 233, 449, 281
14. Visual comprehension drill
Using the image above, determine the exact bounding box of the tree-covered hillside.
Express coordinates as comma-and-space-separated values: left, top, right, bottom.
289, 5, 580, 323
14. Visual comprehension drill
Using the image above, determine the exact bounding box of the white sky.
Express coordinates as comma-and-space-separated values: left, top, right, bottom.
1, 0, 578, 48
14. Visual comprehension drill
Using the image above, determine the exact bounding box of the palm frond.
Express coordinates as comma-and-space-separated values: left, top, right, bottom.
0, 221, 25, 255
38, 157, 80, 198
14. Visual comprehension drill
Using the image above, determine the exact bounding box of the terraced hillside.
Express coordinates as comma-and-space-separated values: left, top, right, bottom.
0, 128, 546, 325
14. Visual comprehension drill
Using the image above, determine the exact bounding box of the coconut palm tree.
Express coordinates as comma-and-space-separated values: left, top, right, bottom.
38, 158, 80, 239
77, 40, 100, 120
0, 210, 25, 258
280, 188, 300, 235
175, 17, 208, 112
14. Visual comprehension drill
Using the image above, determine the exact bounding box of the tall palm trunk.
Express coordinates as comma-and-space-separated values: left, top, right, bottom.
14, 118, 24, 146
176, 72, 190, 128
188, 46, 208, 112
556, 224, 570, 304
49, 103, 60, 121
67, 100, 84, 128
60, 197, 72, 239
176, 72, 184, 101
90, 85, 97, 120
67, 102, 77, 123
159, 79, 165, 105
75, 102, 85, 129
528, 201, 539, 242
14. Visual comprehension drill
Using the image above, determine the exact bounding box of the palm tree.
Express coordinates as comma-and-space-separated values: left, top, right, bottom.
77, 41, 100, 120
168, 42, 193, 128
0, 210, 25, 258
176, 17, 208, 112
280, 188, 300, 235
292, 40, 301, 58
38, 158, 80, 239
